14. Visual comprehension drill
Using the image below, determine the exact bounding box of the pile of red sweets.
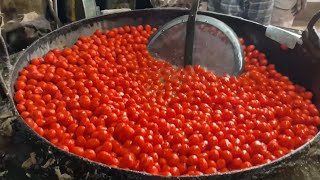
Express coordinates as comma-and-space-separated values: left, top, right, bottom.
14, 25, 320, 176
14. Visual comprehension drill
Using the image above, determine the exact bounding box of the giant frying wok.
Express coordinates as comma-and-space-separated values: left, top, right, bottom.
1, 9, 320, 180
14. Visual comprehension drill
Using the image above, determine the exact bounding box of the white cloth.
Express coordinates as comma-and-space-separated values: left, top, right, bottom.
271, 0, 307, 27
274, 0, 297, 10
271, 7, 295, 27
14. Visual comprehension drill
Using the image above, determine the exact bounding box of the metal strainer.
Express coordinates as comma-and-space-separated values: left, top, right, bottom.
148, 0, 244, 76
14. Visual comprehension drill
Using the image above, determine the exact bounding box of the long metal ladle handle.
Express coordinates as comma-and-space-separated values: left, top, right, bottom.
184, 0, 200, 67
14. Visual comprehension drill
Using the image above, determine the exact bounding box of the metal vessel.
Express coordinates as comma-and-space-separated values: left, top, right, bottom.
0, 9, 320, 180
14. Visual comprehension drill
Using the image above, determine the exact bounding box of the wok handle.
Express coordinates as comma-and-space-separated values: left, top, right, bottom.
302, 11, 320, 60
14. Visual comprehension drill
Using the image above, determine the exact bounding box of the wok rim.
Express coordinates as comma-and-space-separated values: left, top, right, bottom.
5, 8, 320, 179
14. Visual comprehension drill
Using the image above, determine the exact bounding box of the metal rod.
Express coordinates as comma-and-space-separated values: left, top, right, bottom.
183, 0, 200, 67
0, 19, 12, 94
0, 7, 9, 64
53, 0, 58, 17
47, 0, 62, 28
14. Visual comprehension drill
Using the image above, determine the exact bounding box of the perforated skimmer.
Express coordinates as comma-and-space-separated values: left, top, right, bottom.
147, 0, 244, 76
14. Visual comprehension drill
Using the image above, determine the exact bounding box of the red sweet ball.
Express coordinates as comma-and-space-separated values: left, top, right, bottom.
14, 25, 320, 176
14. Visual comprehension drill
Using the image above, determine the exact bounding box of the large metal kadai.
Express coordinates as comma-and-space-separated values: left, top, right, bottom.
0, 8, 320, 180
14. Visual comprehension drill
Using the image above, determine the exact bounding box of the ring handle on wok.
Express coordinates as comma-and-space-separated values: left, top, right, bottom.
302, 10, 320, 60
